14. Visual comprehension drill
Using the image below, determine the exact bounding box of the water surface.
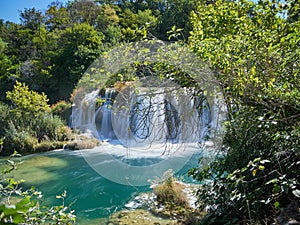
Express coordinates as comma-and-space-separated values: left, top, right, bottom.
8, 145, 202, 224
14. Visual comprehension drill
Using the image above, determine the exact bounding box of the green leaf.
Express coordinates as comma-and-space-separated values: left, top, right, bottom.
274, 201, 280, 210
16, 196, 31, 211
266, 178, 278, 185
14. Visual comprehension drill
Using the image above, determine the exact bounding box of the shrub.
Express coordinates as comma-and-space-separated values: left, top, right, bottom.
0, 102, 11, 138
0, 83, 73, 155
151, 170, 189, 209
33, 112, 68, 141
154, 179, 189, 209
1, 111, 71, 155
4, 123, 38, 155
189, 110, 300, 224
6, 81, 50, 114
51, 101, 71, 115
188, 0, 300, 223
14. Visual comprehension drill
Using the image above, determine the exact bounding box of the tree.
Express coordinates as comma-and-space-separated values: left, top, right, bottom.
95, 4, 122, 44
0, 38, 17, 102
48, 23, 104, 101
156, 0, 198, 40
19, 8, 44, 32
68, 0, 101, 26
45, 2, 71, 31
188, 0, 300, 223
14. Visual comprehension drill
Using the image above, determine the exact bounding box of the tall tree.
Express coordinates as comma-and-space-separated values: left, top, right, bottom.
68, 0, 101, 26
19, 8, 44, 32
45, 2, 71, 31
48, 23, 104, 101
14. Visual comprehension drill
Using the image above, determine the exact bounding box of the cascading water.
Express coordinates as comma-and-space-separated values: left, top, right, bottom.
71, 90, 99, 138
95, 89, 117, 140
72, 88, 213, 146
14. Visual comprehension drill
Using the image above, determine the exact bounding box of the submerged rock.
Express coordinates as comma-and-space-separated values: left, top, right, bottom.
108, 209, 178, 225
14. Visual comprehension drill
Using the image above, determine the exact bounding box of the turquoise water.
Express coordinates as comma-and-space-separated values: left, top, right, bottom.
8, 147, 202, 224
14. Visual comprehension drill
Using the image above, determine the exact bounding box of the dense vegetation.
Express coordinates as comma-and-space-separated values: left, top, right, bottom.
0, 81, 72, 155
0, 0, 299, 224
0, 0, 197, 103
0, 0, 199, 155
188, 0, 300, 224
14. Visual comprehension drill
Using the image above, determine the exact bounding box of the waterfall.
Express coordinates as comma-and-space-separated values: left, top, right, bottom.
70, 87, 226, 186
72, 87, 215, 147
71, 90, 99, 138
95, 89, 116, 140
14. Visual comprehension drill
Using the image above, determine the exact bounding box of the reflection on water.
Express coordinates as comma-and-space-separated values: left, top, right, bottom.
2, 148, 202, 224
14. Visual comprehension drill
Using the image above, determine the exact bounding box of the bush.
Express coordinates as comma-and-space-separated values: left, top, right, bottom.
188, 0, 300, 223
0, 102, 11, 138
151, 170, 189, 209
6, 81, 50, 114
1, 111, 71, 155
33, 112, 69, 141
4, 123, 38, 155
50, 100, 72, 122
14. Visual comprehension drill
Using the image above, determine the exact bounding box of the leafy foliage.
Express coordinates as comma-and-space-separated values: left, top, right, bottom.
6, 81, 50, 114
0, 0, 299, 223
1, 83, 71, 155
189, 0, 300, 223
0, 0, 199, 103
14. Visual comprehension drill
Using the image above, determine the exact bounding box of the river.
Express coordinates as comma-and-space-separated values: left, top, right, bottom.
10, 143, 202, 224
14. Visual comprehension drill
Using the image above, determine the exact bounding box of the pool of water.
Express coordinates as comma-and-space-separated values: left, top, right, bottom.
5, 143, 203, 224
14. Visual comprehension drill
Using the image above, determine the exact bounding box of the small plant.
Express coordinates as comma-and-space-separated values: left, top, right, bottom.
149, 170, 204, 224
50, 101, 72, 122
51, 101, 71, 115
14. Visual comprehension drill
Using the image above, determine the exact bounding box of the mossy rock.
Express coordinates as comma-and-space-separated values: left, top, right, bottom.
108, 209, 178, 225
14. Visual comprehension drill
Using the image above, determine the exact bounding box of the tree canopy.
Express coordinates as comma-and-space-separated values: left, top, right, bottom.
0, 0, 199, 103
189, 0, 300, 223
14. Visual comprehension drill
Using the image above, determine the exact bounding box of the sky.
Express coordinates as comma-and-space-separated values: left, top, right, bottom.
0, 0, 70, 23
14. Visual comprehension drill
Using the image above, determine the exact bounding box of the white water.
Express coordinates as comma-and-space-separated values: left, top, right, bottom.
72, 88, 219, 145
